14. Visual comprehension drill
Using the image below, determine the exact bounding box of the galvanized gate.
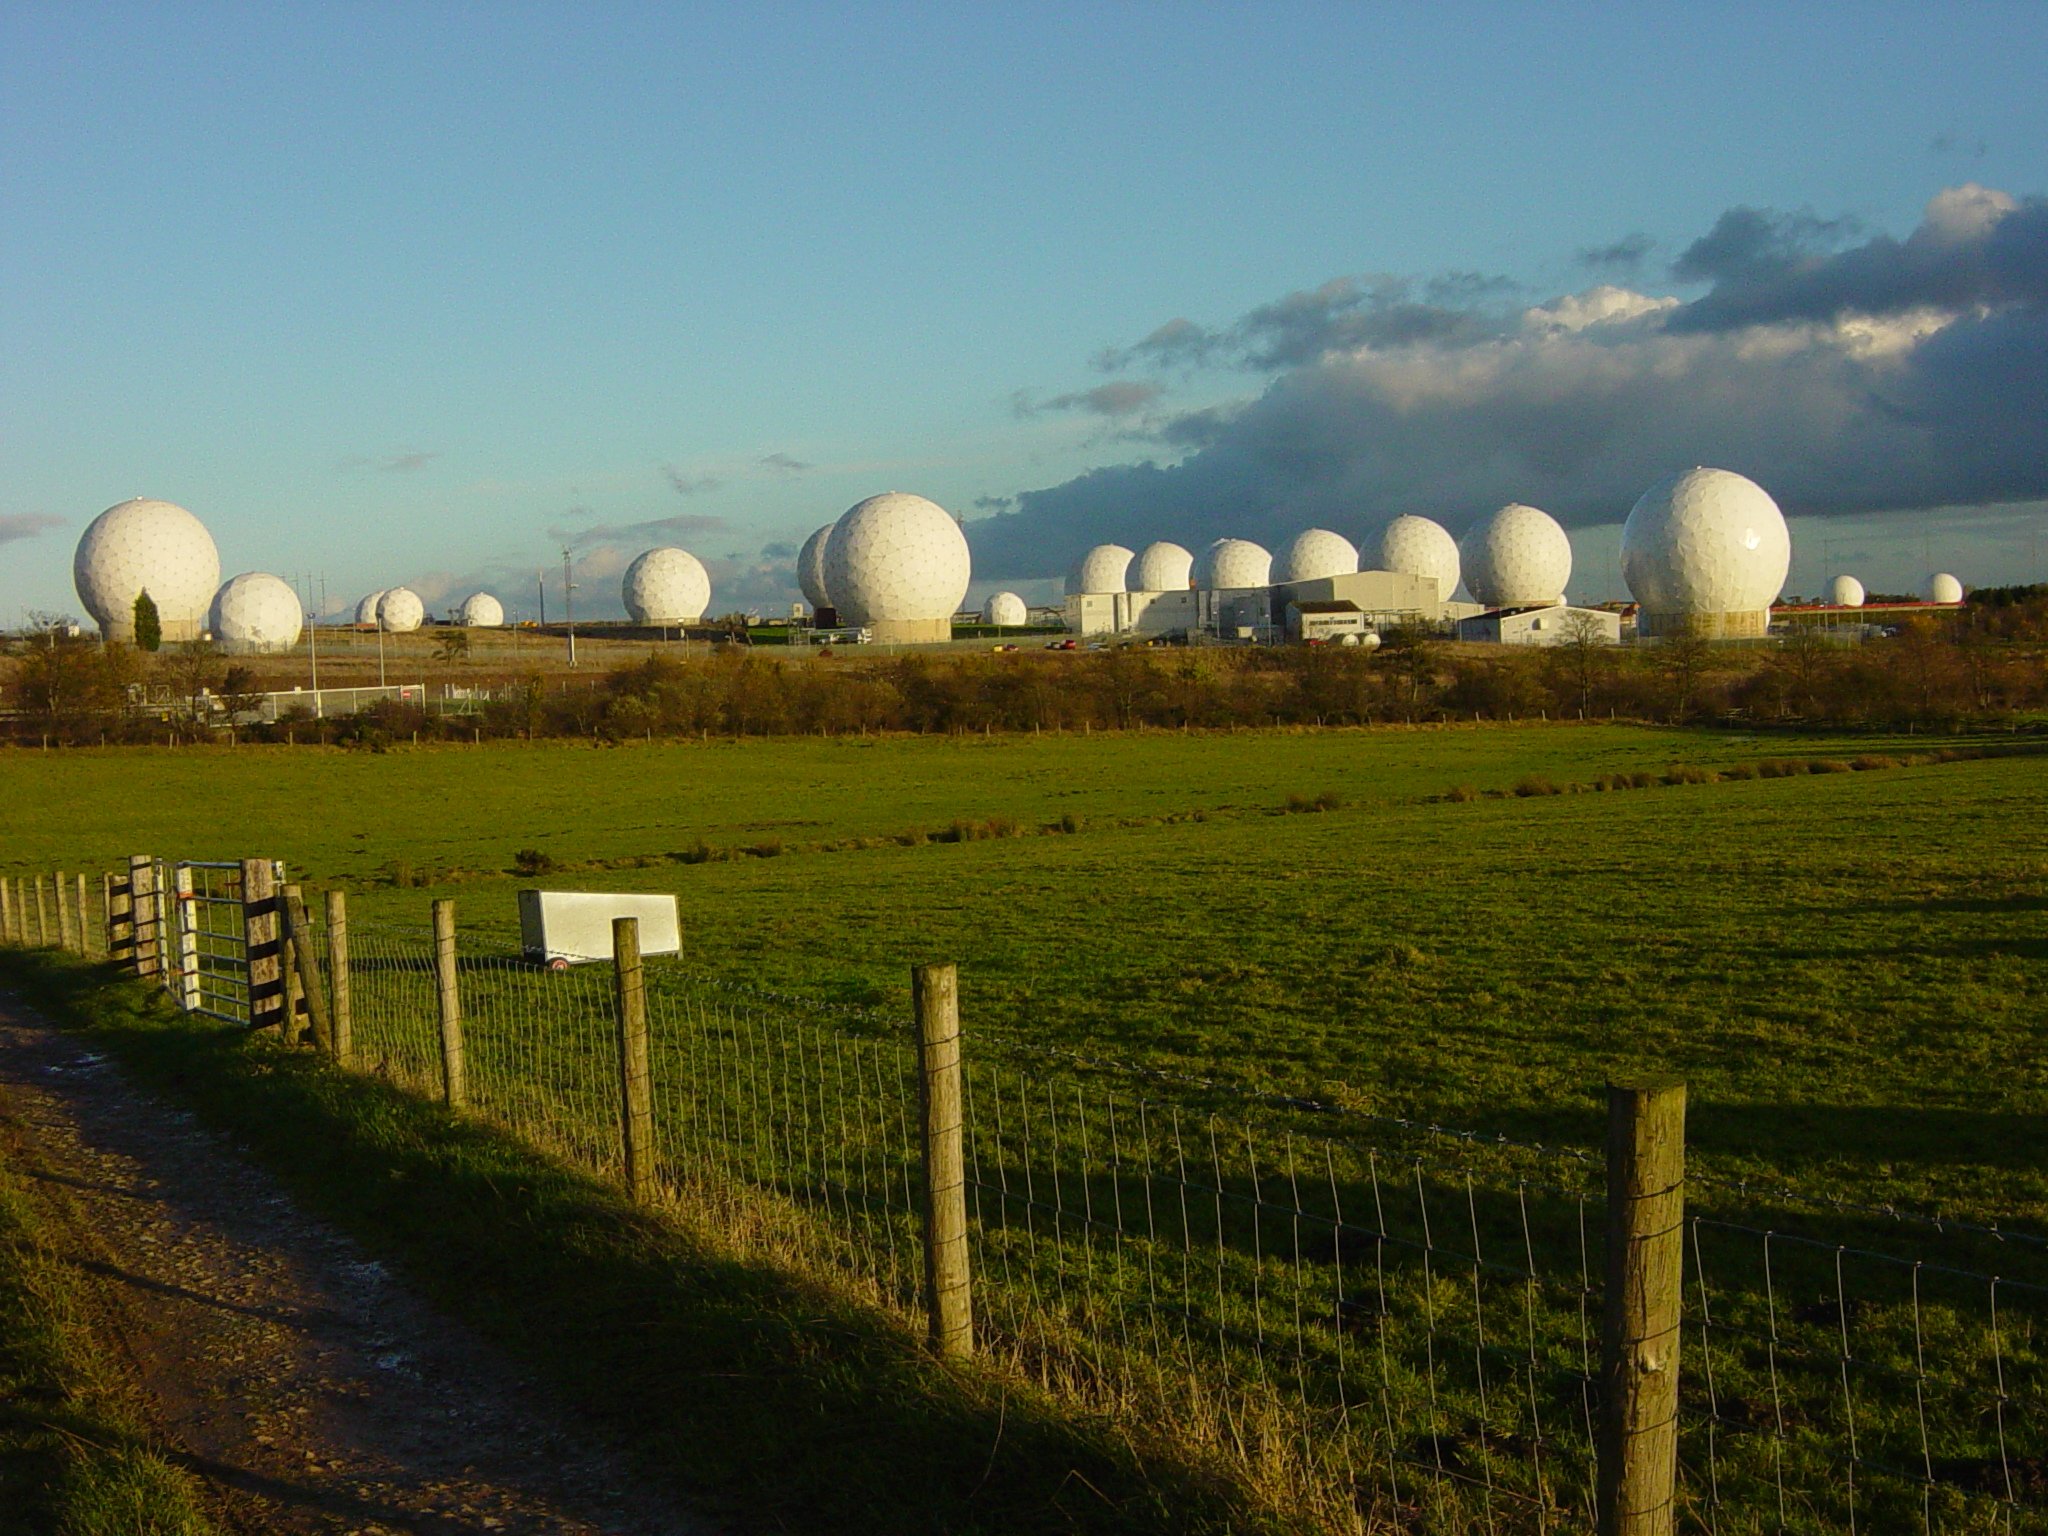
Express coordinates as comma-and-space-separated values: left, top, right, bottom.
167, 860, 284, 1025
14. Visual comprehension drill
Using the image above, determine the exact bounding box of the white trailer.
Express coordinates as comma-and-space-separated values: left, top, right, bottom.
517, 890, 682, 967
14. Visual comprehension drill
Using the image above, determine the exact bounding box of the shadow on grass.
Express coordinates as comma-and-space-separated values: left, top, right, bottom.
0, 953, 1261, 1536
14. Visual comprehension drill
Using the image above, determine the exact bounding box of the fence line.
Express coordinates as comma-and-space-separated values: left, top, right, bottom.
8, 860, 2044, 1533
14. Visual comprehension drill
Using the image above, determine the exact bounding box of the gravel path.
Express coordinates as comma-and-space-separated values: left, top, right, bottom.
0, 992, 719, 1535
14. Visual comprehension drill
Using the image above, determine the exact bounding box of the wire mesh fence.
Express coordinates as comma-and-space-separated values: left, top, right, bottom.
11, 874, 2047, 1532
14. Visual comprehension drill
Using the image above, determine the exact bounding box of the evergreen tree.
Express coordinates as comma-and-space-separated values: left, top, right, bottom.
132, 589, 162, 651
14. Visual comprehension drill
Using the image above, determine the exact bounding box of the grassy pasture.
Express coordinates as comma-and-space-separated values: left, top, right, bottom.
2, 722, 2043, 1220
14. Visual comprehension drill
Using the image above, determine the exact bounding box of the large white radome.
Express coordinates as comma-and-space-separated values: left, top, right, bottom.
623, 548, 713, 625
378, 588, 425, 633
797, 524, 835, 610
457, 592, 505, 627
823, 493, 971, 639
1274, 528, 1359, 584
74, 498, 221, 642
1376, 516, 1461, 598
355, 591, 388, 625
1462, 505, 1572, 608
1925, 573, 1964, 604
1131, 541, 1194, 591
1621, 468, 1790, 637
1200, 538, 1272, 589
1067, 544, 1135, 595
1828, 575, 1866, 608
982, 591, 1028, 626
210, 573, 303, 653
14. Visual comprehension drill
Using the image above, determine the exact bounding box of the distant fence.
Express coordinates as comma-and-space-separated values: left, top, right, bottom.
4, 858, 2044, 1533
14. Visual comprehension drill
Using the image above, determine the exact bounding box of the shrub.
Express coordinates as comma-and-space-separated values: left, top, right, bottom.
1720, 762, 1758, 780
1663, 765, 1713, 786
512, 848, 556, 876
1809, 758, 1852, 774
1444, 784, 1480, 803
1850, 754, 1900, 771
1512, 774, 1562, 797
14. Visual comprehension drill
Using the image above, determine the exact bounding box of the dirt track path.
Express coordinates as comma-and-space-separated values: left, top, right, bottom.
0, 993, 720, 1536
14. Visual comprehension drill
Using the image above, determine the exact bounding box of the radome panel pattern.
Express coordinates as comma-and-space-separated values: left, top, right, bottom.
1461, 505, 1572, 608
1828, 575, 1866, 608
1376, 516, 1461, 597
1275, 528, 1359, 584
1067, 544, 1135, 595
1925, 572, 1964, 604
982, 591, 1028, 625
822, 493, 971, 624
355, 591, 388, 625
797, 524, 834, 609
623, 548, 713, 625
457, 592, 505, 627
1199, 538, 1272, 589
1621, 468, 1789, 621
378, 588, 425, 633
73, 498, 221, 639
209, 572, 303, 653
1131, 541, 1194, 592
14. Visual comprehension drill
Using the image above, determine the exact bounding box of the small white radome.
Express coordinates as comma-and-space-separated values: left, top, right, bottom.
378, 587, 425, 633
1130, 541, 1194, 592
623, 548, 713, 625
797, 524, 835, 609
1200, 538, 1272, 589
210, 572, 303, 653
1461, 505, 1572, 608
1274, 528, 1359, 584
981, 591, 1028, 626
1828, 575, 1866, 608
1067, 544, 1135, 595
1924, 572, 1964, 604
457, 592, 505, 627
1376, 515, 1461, 598
355, 590, 388, 625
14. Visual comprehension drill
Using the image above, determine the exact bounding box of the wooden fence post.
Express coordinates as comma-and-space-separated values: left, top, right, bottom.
109, 869, 133, 966
0, 878, 13, 946
326, 889, 352, 1066
33, 876, 50, 948
242, 858, 284, 1030
612, 916, 654, 1202
101, 873, 115, 956
433, 899, 466, 1107
75, 874, 92, 958
53, 872, 74, 952
1599, 1079, 1687, 1536
913, 961, 973, 1359
128, 856, 158, 978
170, 866, 200, 1010
282, 885, 333, 1054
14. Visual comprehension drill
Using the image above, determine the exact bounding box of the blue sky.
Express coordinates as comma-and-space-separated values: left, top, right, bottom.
5, 2, 2047, 620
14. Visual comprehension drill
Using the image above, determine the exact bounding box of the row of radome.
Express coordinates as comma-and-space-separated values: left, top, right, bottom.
68, 472, 1962, 651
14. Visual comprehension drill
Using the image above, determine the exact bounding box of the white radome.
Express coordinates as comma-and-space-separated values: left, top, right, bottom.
73, 497, 221, 642
1200, 538, 1272, 589
1275, 528, 1359, 584
1376, 515, 1461, 598
623, 548, 713, 625
1360, 630, 1384, 651
209, 573, 303, 654
1925, 572, 1964, 604
797, 524, 835, 610
1131, 541, 1194, 591
1621, 468, 1790, 638
823, 492, 971, 641
1828, 575, 1866, 608
982, 591, 1029, 626
1461, 504, 1572, 608
1067, 543, 1135, 595
457, 592, 505, 627
378, 587, 425, 633
355, 590, 388, 625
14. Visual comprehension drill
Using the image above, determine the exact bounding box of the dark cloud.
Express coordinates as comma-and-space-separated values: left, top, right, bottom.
549, 511, 728, 550
1014, 380, 1166, 419
968, 186, 2048, 583
1932, 131, 1989, 159
758, 453, 812, 474
0, 513, 62, 545
1578, 233, 1654, 272
662, 465, 722, 498
338, 449, 441, 474
759, 539, 797, 560
1093, 317, 1219, 372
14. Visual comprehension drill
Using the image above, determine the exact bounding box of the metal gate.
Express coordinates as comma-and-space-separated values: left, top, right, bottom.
167, 860, 284, 1025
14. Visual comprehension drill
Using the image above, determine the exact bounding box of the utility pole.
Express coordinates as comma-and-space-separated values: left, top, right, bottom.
563, 547, 578, 668
537, 568, 547, 628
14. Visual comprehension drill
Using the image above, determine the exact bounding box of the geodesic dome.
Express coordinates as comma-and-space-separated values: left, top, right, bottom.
1460, 505, 1572, 608
457, 592, 505, 627
1925, 572, 1964, 604
355, 590, 388, 625
1131, 541, 1194, 592
378, 587, 425, 633
982, 591, 1028, 626
1199, 538, 1272, 589
1621, 468, 1789, 637
823, 492, 971, 627
797, 524, 834, 609
1376, 515, 1461, 598
623, 548, 713, 625
209, 573, 303, 654
73, 498, 221, 642
1067, 544, 1135, 596
1274, 528, 1359, 584
1828, 575, 1866, 608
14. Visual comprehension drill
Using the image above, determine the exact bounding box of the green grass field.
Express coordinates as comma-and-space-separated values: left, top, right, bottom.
3, 723, 2044, 1219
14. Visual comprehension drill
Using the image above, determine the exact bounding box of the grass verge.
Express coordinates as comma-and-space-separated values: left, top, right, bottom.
0, 951, 1267, 1536
0, 1107, 218, 1534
